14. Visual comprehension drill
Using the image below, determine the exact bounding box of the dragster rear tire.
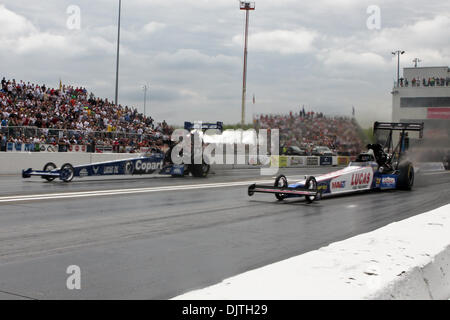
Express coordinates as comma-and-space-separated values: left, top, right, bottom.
304, 176, 317, 203
274, 174, 288, 201
191, 163, 210, 177
60, 163, 75, 182
248, 184, 256, 196
42, 162, 57, 182
397, 161, 414, 190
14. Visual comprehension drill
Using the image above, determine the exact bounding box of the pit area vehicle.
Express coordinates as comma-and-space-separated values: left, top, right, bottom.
248, 122, 423, 203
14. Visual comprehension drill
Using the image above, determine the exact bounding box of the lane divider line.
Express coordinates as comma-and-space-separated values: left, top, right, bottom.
0, 180, 271, 203
0, 175, 309, 203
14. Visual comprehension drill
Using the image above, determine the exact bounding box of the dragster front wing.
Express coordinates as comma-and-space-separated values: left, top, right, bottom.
247, 184, 318, 197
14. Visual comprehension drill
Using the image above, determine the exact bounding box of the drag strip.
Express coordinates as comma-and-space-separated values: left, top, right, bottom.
0, 173, 312, 203
0, 168, 449, 299
0, 180, 274, 203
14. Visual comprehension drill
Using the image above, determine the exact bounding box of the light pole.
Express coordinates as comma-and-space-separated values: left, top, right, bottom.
143, 84, 149, 116
392, 50, 405, 87
240, 1, 255, 128
413, 58, 421, 68
114, 0, 122, 106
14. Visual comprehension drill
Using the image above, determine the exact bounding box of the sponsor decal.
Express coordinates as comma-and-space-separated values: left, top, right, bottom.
382, 177, 395, 185
351, 172, 372, 188
92, 166, 100, 174
172, 167, 182, 175
381, 176, 396, 187
104, 166, 119, 174
79, 169, 89, 177
331, 181, 346, 189
135, 160, 163, 173
317, 183, 328, 192
124, 162, 134, 174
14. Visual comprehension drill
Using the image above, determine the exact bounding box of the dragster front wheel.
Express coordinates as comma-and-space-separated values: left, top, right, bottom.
304, 176, 317, 203
274, 174, 288, 201
60, 163, 75, 182
42, 162, 57, 182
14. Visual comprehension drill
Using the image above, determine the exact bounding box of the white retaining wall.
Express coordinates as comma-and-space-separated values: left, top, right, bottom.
174, 204, 450, 300
0, 154, 344, 175
0, 153, 135, 175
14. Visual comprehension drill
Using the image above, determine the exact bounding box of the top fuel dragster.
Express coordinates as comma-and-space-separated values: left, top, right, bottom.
22, 121, 222, 182
248, 122, 424, 203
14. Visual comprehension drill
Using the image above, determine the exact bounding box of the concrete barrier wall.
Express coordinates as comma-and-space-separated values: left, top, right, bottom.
0, 153, 135, 174
0, 154, 346, 175
174, 204, 450, 300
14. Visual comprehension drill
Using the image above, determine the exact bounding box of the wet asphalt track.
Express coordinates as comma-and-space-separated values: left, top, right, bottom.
0, 167, 449, 299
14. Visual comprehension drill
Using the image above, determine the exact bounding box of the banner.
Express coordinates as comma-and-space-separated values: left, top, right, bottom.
95, 145, 113, 153
5, 142, 39, 152
279, 156, 288, 168
68, 145, 87, 153
337, 156, 350, 165
288, 156, 304, 166
306, 156, 319, 166
41, 144, 58, 152
427, 107, 450, 119
320, 156, 333, 165
248, 155, 259, 165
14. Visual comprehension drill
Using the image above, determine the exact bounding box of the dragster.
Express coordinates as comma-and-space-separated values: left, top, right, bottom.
22, 121, 222, 182
248, 122, 424, 203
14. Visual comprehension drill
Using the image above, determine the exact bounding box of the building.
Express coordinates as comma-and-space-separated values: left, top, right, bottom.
391, 66, 450, 153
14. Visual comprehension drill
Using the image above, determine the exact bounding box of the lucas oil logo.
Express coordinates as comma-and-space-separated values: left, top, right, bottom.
351, 172, 372, 186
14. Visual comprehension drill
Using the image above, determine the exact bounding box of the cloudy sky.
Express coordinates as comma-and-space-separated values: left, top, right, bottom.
1, 0, 449, 127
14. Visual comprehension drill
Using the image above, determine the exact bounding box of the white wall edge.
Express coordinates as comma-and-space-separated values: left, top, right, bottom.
173, 204, 450, 300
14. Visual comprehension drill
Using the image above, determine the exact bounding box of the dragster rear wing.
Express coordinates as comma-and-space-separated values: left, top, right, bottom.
184, 121, 223, 132
373, 122, 424, 138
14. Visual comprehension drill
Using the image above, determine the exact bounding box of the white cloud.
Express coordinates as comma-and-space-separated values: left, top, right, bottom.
318, 49, 387, 68
142, 21, 166, 34
154, 49, 240, 68
0, 4, 36, 38
0, 0, 449, 126
233, 28, 318, 54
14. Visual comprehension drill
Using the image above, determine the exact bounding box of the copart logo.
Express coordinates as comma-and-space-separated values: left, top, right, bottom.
135, 160, 163, 173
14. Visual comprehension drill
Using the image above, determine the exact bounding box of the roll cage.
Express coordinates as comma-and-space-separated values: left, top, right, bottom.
370, 122, 424, 171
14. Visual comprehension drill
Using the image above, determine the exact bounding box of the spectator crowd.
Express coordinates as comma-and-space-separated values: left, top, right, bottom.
255, 109, 365, 156
1, 77, 173, 152
398, 76, 450, 87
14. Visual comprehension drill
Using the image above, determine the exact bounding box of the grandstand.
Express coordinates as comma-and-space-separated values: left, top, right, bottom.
255, 111, 366, 156
1, 77, 367, 156
0, 77, 173, 153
